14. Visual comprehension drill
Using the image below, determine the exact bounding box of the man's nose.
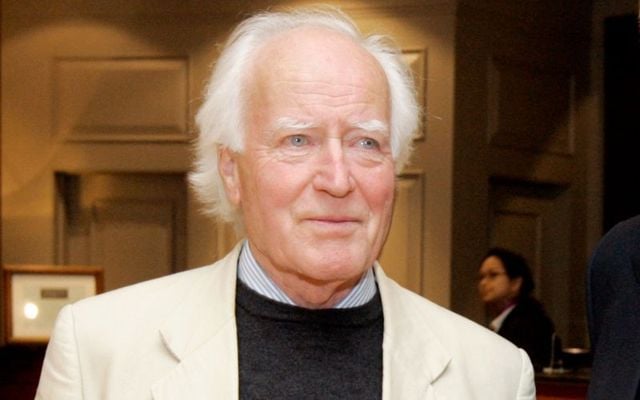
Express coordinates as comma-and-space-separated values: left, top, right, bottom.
312, 138, 354, 197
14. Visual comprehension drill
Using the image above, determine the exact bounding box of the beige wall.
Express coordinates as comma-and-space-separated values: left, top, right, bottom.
4, 0, 631, 348
1, 0, 458, 297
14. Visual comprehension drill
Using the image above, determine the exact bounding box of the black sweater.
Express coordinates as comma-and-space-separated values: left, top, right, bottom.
236, 279, 383, 399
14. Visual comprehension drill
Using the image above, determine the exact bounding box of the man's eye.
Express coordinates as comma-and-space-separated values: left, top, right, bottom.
358, 137, 380, 150
287, 135, 308, 147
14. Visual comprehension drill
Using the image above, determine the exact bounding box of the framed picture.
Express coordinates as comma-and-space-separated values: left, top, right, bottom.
3, 264, 104, 344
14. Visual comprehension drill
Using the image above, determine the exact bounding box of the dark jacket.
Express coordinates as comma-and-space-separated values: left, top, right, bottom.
497, 298, 555, 371
587, 215, 640, 400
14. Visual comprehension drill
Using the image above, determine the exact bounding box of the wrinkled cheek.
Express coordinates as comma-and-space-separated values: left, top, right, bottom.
379, 176, 397, 217
253, 165, 298, 205
369, 183, 396, 247
379, 197, 395, 233
366, 166, 395, 204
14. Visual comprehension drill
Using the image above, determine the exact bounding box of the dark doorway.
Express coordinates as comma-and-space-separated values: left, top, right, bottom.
603, 14, 640, 232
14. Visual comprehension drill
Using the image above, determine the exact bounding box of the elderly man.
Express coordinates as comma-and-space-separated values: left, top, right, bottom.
37, 7, 535, 399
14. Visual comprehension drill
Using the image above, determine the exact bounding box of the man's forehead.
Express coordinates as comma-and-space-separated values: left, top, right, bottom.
245, 25, 391, 135
250, 30, 389, 101
258, 26, 358, 54
253, 26, 384, 79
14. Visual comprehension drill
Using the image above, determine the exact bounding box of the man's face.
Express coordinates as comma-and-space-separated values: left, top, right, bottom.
219, 28, 395, 307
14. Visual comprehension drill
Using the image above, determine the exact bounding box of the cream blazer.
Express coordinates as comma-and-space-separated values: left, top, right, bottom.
36, 243, 535, 399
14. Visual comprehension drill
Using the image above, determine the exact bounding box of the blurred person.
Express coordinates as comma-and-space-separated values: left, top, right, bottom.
587, 215, 640, 400
478, 247, 555, 371
36, 7, 535, 399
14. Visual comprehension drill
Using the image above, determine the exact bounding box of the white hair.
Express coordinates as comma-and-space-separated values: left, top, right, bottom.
189, 6, 420, 225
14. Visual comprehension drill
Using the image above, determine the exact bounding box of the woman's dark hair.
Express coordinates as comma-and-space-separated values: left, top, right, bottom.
484, 247, 535, 299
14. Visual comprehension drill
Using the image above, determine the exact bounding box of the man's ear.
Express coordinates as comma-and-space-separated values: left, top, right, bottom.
218, 147, 241, 206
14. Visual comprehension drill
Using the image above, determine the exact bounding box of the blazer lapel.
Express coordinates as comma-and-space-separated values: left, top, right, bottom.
376, 265, 451, 400
151, 322, 238, 400
151, 244, 243, 400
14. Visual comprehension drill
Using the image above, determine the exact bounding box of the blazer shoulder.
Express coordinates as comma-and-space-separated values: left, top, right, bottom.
74, 263, 215, 314
69, 245, 240, 338
40, 245, 242, 399
378, 269, 521, 355
377, 268, 535, 398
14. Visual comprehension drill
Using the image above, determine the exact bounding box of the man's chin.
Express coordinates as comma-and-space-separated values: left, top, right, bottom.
298, 260, 368, 285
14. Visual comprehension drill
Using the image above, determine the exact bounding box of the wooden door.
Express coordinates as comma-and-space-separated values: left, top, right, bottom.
452, 1, 592, 347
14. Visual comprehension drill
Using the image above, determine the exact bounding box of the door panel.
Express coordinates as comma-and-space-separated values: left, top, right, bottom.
56, 173, 186, 291
379, 173, 424, 293
490, 180, 572, 344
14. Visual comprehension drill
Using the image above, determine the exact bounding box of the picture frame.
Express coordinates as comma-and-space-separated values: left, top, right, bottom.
3, 264, 104, 344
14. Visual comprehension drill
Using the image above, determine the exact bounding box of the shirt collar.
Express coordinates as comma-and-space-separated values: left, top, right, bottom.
489, 303, 517, 331
237, 240, 377, 309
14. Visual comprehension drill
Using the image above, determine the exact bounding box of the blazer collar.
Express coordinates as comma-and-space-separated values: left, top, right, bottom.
376, 264, 451, 399
152, 243, 243, 400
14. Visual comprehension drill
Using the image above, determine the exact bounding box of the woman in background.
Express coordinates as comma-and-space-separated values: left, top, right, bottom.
478, 247, 556, 371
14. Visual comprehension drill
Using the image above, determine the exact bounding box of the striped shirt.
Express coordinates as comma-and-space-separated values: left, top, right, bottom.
237, 240, 377, 308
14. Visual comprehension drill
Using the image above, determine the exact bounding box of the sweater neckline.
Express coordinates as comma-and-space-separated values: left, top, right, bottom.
235, 278, 383, 327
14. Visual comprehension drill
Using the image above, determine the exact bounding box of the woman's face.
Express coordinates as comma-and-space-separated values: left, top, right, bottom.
477, 256, 522, 307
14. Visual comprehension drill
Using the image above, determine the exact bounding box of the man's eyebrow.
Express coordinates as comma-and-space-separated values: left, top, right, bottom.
274, 117, 317, 131
350, 119, 389, 135
270, 117, 389, 135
